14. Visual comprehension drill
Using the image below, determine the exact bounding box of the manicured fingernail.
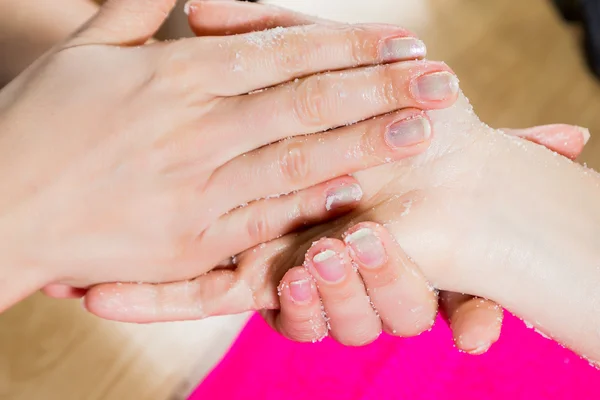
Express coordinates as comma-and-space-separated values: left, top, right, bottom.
312, 249, 346, 283
411, 71, 459, 102
345, 228, 387, 268
325, 183, 363, 211
382, 37, 426, 61
385, 116, 431, 148
578, 126, 591, 145
183, 1, 196, 15
289, 279, 312, 303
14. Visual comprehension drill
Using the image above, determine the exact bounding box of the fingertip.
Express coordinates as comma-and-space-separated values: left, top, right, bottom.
451, 298, 503, 355
305, 237, 346, 264
578, 126, 591, 145
278, 267, 328, 342
323, 179, 364, 213
279, 267, 317, 306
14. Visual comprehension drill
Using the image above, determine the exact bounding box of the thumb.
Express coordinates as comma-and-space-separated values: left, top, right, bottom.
74, 0, 177, 46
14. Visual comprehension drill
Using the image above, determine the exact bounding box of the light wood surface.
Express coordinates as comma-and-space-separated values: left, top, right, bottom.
3, 0, 600, 399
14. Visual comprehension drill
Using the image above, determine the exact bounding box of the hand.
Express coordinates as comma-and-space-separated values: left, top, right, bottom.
0, 0, 462, 309
82, 1, 590, 355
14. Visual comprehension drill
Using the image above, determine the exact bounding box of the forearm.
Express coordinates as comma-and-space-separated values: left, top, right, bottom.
478, 141, 600, 363
0, 0, 98, 85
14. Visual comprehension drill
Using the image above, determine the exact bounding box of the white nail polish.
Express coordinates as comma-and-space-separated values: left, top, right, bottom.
325, 184, 363, 211
344, 228, 372, 244
382, 37, 427, 61
313, 249, 336, 263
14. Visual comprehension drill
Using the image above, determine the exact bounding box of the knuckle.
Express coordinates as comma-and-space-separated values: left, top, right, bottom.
278, 140, 311, 185
274, 38, 311, 77
379, 65, 401, 107
291, 77, 331, 127
345, 27, 371, 66
246, 208, 271, 244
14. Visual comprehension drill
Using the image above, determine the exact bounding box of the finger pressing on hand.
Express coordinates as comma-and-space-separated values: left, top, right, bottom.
440, 291, 503, 355
503, 124, 590, 160
343, 222, 438, 337
262, 266, 328, 343
209, 109, 432, 213
186, 23, 427, 96
83, 233, 295, 323
198, 177, 364, 268
304, 238, 382, 346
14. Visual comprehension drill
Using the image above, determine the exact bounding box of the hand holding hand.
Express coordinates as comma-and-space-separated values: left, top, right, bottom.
0, 0, 461, 309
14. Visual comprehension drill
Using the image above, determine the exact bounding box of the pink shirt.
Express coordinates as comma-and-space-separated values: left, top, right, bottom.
190, 312, 600, 399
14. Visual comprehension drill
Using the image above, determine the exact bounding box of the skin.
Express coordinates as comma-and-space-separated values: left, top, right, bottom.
0, 0, 99, 85
9, 0, 578, 354
0, 0, 467, 311
88, 3, 589, 360
87, 88, 600, 364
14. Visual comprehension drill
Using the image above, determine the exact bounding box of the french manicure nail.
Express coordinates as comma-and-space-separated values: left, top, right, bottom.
382, 37, 426, 61
385, 116, 431, 148
312, 249, 346, 283
412, 71, 459, 102
289, 279, 312, 303
325, 183, 363, 211
578, 126, 591, 145
183, 1, 196, 15
345, 228, 387, 268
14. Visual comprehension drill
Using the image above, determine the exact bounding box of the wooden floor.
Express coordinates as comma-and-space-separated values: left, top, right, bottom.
3, 0, 600, 399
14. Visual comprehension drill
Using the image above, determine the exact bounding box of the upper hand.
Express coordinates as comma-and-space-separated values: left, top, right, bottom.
0, 0, 461, 306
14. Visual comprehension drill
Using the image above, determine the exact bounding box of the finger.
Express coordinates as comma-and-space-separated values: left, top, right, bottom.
41, 284, 87, 299
187, 0, 327, 36
73, 0, 176, 46
217, 61, 457, 160
84, 232, 300, 322
304, 239, 382, 346
502, 124, 590, 160
84, 269, 253, 323
199, 178, 363, 267
263, 267, 328, 343
343, 222, 438, 336
440, 292, 503, 355
210, 109, 431, 213
180, 23, 427, 96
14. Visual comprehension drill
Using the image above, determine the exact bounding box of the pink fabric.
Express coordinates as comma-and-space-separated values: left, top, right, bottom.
189, 312, 600, 400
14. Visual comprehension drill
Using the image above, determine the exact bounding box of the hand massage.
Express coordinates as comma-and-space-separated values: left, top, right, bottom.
1, 0, 599, 398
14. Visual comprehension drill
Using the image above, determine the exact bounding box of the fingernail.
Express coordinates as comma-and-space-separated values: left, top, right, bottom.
289, 279, 312, 303
385, 116, 431, 148
183, 1, 197, 15
325, 183, 363, 211
382, 37, 426, 61
312, 249, 346, 283
411, 71, 459, 102
345, 228, 387, 268
578, 126, 591, 145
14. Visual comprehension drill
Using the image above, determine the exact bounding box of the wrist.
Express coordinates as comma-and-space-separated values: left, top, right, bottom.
478, 142, 600, 360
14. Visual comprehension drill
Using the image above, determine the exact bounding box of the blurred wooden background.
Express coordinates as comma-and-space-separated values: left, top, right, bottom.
2, 0, 600, 399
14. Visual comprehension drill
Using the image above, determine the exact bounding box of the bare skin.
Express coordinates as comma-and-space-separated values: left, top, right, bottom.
86, 82, 600, 363
0, 0, 468, 310
81, 1, 591, 357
